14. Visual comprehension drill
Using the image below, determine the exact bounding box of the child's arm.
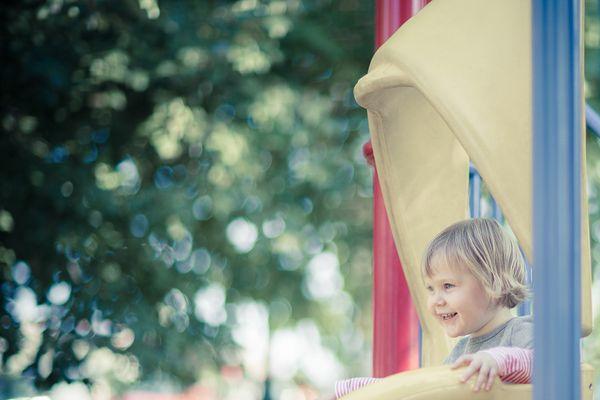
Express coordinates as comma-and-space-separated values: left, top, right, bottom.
334, 377, 381, 399
481, 346, 532, 384
451, 347, 532, 391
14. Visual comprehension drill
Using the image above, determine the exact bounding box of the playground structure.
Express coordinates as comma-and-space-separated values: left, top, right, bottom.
348, 0, 595, 399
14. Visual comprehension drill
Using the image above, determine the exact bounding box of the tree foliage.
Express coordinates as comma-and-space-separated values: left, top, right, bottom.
1, 0, 374, 395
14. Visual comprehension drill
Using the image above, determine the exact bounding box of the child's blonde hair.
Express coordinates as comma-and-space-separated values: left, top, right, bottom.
422, 218, 528, 308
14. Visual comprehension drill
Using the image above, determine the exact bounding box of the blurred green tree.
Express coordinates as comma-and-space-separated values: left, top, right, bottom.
0, 0, 375, 395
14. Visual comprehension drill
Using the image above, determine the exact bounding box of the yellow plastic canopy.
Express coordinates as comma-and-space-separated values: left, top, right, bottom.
344, 0, 594, 398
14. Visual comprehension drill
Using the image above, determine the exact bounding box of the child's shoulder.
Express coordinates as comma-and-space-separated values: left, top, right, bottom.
506, 315, 533, 348
507, 315, 533, 329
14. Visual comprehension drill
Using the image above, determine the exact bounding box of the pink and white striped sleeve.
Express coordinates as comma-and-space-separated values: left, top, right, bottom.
481, 347, 533, 384
334, 377, 381, 398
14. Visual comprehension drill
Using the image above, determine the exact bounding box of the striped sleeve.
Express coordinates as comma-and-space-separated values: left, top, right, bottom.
334, 377, 381, 398
480, 347, 533, 384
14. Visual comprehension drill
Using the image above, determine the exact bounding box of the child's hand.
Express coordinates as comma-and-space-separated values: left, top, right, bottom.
451, 351, 499, 392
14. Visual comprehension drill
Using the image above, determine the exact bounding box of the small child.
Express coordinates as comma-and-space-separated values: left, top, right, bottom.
335, 218, 533, 398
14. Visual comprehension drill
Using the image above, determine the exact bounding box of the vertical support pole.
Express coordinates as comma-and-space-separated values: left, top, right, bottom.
469, 164, 482, 218
367, 0, 430, 378
491, 200, 503, 222
532, 0, 582, 399
375, 0, 430, 47
364, 144, 420, 377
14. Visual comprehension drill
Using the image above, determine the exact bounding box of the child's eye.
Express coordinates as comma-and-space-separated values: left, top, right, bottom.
425, 285, 433, 292
443, 283, 454, 290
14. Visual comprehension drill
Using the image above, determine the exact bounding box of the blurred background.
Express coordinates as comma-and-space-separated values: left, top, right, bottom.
1, 0, 600, 399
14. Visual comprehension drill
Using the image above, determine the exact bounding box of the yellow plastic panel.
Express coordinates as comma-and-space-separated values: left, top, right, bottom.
364, 83, 467, 365
339, 364, 594, 400
340, 365, 531, 400
354, 0, 593, 366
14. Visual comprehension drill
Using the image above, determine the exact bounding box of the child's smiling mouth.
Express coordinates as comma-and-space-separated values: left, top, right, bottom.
439, 312, 458, 321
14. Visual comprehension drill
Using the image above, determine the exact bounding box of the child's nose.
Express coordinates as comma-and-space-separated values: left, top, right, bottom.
434, 293, 446, 305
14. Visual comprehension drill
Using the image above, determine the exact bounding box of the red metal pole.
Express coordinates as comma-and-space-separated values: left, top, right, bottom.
375, 0, 430, 47
367, 0, 430, 378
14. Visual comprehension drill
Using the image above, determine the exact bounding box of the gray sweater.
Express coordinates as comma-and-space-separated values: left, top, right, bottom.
444, 316, 533, 364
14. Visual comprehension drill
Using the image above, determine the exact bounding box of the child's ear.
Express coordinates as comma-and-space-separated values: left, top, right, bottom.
489, 295, 502, 307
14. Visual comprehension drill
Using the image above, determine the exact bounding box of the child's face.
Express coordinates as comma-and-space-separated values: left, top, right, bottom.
424, 255, 500, 338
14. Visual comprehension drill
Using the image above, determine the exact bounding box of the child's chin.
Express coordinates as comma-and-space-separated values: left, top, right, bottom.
443, 327, 463, 338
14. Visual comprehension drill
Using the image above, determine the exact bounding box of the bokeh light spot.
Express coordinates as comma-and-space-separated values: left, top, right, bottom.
191, 248, 211, 274
130, 214, 149, 238
48, 282, 72, 305
61, 181, 74, 197
262, 216, 286, 238
194, 283, 227, 326
303, 252, 343, 300
12, 261, 31, 285
192, 195, 213, 220
0, 210, 15, 232
226, 218, 258, 253
154, 166, 174, 189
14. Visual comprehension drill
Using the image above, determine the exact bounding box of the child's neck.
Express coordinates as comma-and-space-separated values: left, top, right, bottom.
471, 307, 514, 338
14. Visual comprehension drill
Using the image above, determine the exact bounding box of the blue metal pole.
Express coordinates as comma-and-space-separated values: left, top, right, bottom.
469, 164, 481, 218
491, 198, 503, 222
532, 0, 582, 399
586, 103, 600, 136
